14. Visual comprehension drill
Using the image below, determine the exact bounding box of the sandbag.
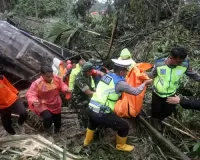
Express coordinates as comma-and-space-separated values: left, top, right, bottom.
114, 63, 153, 118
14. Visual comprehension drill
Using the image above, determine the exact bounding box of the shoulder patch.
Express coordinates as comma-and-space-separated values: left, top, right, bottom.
101, 75, 112, 85
156, 58, 165, 62
155, 58, 166, 67
160, 68, 166, 75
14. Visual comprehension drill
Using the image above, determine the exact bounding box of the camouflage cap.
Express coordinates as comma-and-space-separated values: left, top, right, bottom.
82, 62, 94, 72
96, 59, 103, 66
89, 59, 103, 66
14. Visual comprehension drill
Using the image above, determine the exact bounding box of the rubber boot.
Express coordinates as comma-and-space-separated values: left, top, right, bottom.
116, 135, 134, 152
83, 128, 95, 146
151, 118, 162, 132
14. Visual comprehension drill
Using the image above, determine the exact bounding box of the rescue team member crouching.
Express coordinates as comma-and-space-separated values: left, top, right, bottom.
151, 47, 200, 131
83, 59, 152, 152
69, 58, 85, 90
26, 65, 70, 133
0, 75, 27, 135
72, 62, 104, 128
167, 95, 200, 111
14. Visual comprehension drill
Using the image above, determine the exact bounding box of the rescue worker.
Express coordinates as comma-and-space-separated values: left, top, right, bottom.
69, 58, 85, 90
63, 60, 77, 86
167, 95, 200, 111
66, 60, 72, 66
114, 49, 153, 118
117, 48, 153, 78
0, 74, 27, 135
72, 62, 104, 128
150, 47, 200, 131
71, 60, 77, 69
59, 61, 67, 79
66, 63, 72, 71
26, 65, 70, 133
83, 59, 152, 152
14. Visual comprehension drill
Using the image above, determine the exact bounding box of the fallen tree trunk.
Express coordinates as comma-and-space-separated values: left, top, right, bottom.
106, 12, 118, 59
138, 115, 191, 160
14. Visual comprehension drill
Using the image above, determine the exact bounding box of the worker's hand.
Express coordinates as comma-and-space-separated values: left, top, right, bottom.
65, 92, 72, 100
103, 67, 109, 74
166, 95, 180, 104
144, 79, 152, 85
66, 88, 71, 94
33, 100, 40, 107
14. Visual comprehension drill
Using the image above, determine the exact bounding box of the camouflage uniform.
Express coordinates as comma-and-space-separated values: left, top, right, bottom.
71, 70, 95, 128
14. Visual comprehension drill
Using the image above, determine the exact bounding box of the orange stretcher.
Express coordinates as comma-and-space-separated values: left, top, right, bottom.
114, 63, 153, 118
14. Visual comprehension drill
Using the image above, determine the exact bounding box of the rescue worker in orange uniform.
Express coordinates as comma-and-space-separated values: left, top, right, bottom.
0, 74, 27, 135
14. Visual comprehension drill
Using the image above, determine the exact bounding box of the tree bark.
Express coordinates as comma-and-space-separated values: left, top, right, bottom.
156, 0, 161, 27
0, 0, 7, 12
176, 0, 183, 22
34, 0, 38, 18
106, 12, 118, 59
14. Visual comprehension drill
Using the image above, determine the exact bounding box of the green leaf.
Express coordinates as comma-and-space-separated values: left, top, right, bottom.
193, 141, 200, 152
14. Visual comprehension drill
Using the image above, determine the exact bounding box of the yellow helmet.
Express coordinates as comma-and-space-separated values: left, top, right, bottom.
118, 48, 136, 70
119, 48, 131, 60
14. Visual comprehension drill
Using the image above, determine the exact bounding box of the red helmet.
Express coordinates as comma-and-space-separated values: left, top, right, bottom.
67, 60, 71, 64
66, 64, 72, 70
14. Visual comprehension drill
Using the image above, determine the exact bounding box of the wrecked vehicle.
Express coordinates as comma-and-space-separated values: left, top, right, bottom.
0, 21, 78, 89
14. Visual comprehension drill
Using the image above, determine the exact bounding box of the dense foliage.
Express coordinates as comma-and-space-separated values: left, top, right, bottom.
0, 0, 200, 159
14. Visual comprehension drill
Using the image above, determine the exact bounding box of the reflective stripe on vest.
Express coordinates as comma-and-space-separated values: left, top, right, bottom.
89, 73, 124, 113
153, 60, 188, 97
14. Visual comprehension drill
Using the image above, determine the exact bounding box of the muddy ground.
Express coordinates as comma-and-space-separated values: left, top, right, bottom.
0, 95, 178, 160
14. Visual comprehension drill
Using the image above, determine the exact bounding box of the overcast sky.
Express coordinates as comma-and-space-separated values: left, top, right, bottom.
97, 0, 107, 3
98, 0, 114, 3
